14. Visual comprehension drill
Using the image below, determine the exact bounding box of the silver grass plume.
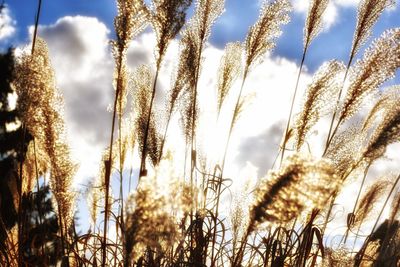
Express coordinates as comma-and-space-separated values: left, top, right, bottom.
191, 0, 225, 45
175, 28, 200, 142
132, 65, 162, 167
245, 0, 291, 71
150, 0, 192, 64
22, 141, 48, 194
42, 94, 76, 236
248, 154, 338, 231
180, 84, 199, 142
14, 38, 56, 138
112, 0, 148, 116
325, 123, 366, 177
304, 0, 329, 47
177, 0, 225, 144
362, 86, 400, 132
362, 98, 400, 164
339, 28, 400, 123
216, 42, 242, 115
113, 0, 148, 55
294, 60, 345, 150
350, 0, 395, 60
352, 180, 389, 229
124, 180, 179, 265
232, 92, 254, 128
169, 27, 199, 118
14, 39, 76, 233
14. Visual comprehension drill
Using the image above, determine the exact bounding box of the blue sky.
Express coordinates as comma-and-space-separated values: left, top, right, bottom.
5, 0, 400, 73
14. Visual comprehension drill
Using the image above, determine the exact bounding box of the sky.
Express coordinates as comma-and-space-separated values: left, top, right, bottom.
1, 0, 400, 244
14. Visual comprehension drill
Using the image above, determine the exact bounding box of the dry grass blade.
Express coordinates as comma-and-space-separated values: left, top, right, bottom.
350, 0, 395, 59
245, 0, 291, 70
304, 0, 329, 47
294, 60, 345, 150
248, 154, 338, 231
352, 180, 389, 229
339, 28, 400, 123
217, 42, 242, 114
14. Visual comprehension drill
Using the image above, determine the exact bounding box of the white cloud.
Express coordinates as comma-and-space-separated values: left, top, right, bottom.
291, 0, 361, 31
0, 5, 16, 40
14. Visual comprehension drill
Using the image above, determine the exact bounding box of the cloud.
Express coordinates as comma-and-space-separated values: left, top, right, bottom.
0, 5, 16, 40
291, 0, 361, 31
32, 16, 114, 185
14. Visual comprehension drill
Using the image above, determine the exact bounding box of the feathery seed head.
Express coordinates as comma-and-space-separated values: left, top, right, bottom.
325, 123, 367, 178
191, 0, 225, 43
350, 0, 395, 59
339, 28, 400, 123
245, 0, 291, 70
294, 60, 345, 150
132, 65, 162, 166
304, 0, 329, 47
363, 100, 400, 164
124, 178, 179, 263
217, 42, 243, 114
352, 180, 389, 228
113, 0, 148, 56
150, 0, 193, 63
390, 191, 400, 223
14, 38, 56, 138
249, 154, 338, 231
362, 86, 400, 132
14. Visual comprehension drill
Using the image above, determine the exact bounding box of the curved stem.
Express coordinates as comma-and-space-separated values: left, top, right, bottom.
210, 68, 248, 267
102, 49, 125, 267
279, 46, 308, 166
158, 108, 173, 163
342, 163, 371, 245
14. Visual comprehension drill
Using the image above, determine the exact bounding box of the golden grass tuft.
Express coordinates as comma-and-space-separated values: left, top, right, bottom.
245, 0, 291, 70
294, 60, 345, 150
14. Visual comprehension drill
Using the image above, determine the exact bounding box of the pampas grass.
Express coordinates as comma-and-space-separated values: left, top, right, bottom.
6, 0, 400, 266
